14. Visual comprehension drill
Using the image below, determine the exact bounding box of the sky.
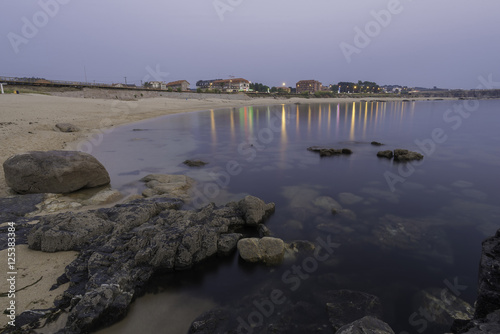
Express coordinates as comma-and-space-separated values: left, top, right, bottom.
1, 0, 499, 89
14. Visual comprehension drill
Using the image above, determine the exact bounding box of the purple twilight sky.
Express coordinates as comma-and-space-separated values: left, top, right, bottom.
1, 0, 499, 89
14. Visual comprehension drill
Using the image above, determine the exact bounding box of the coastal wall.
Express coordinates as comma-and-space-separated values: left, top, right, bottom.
49, 88, 252, 101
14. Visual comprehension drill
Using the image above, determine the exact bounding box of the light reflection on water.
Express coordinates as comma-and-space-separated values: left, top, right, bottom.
92, 100, 500, 333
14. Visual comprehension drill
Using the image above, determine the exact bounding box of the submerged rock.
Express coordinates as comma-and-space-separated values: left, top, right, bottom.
3, 151, 110, 194
320, 290, 384, 331
413, 288, 473, 328
335, 316, 395, 334
313, 196, 343, 212
141, 174, 194, 199
338, 192, 364, 205
372, 214, 453, 264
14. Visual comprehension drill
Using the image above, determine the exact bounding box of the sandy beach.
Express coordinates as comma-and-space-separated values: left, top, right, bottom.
0, 92, 453, 330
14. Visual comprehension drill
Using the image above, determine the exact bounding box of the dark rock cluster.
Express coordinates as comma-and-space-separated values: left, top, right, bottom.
307, 146, 353, 157
7, 195, 275, 333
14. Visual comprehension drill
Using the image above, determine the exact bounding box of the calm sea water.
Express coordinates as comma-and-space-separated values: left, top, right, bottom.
94, 100, 500, 334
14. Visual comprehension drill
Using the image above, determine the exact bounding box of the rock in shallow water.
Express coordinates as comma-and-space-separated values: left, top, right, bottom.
3, 151, 110, 194
237, 237, 285, 265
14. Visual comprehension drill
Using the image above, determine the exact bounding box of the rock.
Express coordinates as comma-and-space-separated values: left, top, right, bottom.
314, 196, 343, 212
141, 174, 194, 199
27, 211, 115, 252
335, 316, 395, 334
81, 188, 122, 206
393, 149, 424, 162
237, 238, 261, 262
455, 229, 500, 333
55, 123, 80, 132
183, 159, 208, 167
20, 195, 276, 333
458, 310, 500, 333
307, 147, 353, 157
372, 214, 453, 264
377, 150, 393, 159
238, 195, 275, 226
321, 290, 384, 331
258, 223, 272, 237
288, 240, 316, 253
371, 141, 384, 146
217, 233, 242, 256
338, 193, 364, 205
237, 237, 285, 265
413, 288, 473, 328
474, 229, 500, 319
0, 193, 45, 223
189, 308, 235, 334
3, 151, 110, 194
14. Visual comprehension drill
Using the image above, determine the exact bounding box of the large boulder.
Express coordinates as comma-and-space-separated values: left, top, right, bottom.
237, 237, 285, 265
3, 151, 110, 194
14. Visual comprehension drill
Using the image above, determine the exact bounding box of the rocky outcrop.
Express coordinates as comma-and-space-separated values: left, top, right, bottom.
55, 123, 80, 132
454, 229, 500, 333
377, 149, 423, 162
237, 237, 285, 265
377, 150, 394, 159
394, 149, 424, 162
335, 316, 394, 334
3, 151, 110, 194
238, 195, 275, 226
11, 195, 275, 333
307, 147, 353, 157
371, 141, 384, 146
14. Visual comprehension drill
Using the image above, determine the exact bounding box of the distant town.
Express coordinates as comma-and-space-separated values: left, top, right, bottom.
1, 75, 499, 99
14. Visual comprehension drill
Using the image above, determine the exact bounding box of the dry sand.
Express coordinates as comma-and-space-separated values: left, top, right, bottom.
0, 92, 452, 330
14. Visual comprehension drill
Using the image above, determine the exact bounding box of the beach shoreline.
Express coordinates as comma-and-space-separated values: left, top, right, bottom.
0, 93, 458, 197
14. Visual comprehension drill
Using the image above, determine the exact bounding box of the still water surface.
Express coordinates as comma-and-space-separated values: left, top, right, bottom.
95, 100, 500, 333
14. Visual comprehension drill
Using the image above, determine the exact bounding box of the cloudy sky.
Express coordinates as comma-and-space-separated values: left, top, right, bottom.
1, 0, 499, 89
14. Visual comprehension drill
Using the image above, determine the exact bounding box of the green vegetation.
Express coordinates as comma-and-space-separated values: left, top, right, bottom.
250, 82, 270, 93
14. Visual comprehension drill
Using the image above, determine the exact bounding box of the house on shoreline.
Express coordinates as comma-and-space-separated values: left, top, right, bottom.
296, 80, 322, 94
166, 80, 190, 91
196, 78, 250, 92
